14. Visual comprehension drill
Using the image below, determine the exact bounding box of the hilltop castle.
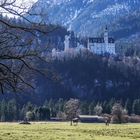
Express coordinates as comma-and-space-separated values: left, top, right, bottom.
52, 27, 116, 59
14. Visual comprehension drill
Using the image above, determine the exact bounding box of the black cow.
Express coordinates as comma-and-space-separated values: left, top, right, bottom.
105, 117, 111, 126
72, 118, 79, 126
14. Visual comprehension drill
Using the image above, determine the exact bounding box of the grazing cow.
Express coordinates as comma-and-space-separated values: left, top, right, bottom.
72, 118, 79, 126
105, 117, 111, 126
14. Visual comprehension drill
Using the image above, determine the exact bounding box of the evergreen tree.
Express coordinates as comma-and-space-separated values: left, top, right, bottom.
125, 99, 132, 115
26, 102, 34, 112
88, 102, 95, 115
20, 105, 26, 120
132, 99, 140, 115
7, 99, 17, 121
35, 107, 50, 121
105, 99, 116, 114
80, 101, 89, 115
0, 100, 7, 122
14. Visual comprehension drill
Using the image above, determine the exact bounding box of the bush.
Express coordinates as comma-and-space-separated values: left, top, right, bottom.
128, 115, 140, 123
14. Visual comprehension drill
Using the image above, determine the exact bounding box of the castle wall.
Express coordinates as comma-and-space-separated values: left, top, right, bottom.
88, 42, 115, 55
106, 43, 116, 55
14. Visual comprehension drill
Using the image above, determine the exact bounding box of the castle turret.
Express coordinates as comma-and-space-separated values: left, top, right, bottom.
52, 48, 56, 58
104, 26, 108, 44
64, 35, 70, 51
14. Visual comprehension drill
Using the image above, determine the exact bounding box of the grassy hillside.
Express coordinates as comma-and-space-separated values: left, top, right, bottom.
0, 122, 139, 140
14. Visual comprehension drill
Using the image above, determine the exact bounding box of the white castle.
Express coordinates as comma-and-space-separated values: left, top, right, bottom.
87, 27, 116, 55
52, 27, 116, 59
52, 34, 85, 59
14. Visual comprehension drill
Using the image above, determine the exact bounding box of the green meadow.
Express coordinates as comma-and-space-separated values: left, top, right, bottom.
0, 122, 139, 140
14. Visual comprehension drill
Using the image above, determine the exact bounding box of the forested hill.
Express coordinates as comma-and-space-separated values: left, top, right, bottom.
15, 53, 139, 105
0, 53, 140, 105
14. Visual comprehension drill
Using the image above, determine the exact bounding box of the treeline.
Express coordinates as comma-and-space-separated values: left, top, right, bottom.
0, 98, 140, 122
0, 14, 68, 51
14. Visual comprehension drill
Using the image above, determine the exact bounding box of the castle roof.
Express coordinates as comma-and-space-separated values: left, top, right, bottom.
89, 37, 115, 43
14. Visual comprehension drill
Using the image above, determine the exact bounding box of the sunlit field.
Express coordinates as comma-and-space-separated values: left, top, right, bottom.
0, 122, 139, 140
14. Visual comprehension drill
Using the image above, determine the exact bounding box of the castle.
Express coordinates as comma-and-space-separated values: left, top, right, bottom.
52, 27, 116, 59
87, 27, 116, 55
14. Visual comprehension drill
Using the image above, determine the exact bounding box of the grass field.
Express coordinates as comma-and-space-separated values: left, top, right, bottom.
0, 122, 139, 140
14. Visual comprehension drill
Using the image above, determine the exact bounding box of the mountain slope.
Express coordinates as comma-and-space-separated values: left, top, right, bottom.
28, 0, 140, 44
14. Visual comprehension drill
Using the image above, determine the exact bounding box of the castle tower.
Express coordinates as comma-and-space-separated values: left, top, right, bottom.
52, 48, 56, 58
87, 38, 90, 50
64, 35, 70, 52
104, 26, 108, 44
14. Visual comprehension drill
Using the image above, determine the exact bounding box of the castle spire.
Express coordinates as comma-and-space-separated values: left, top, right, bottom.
104, 26, 108, 44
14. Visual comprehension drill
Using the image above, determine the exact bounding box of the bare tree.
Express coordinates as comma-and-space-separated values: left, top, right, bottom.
64, 99, 80, 125
0, 0, 53, 94
111, 103, 128, 124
